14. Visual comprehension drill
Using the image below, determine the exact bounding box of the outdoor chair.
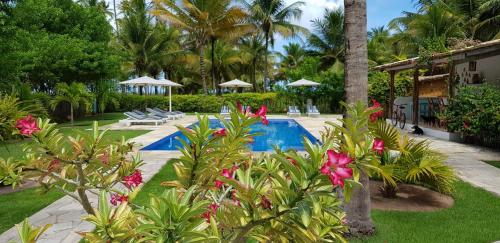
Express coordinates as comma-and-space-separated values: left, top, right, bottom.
153, 108, 184, 118
120, 112, 165, 126
147, 108, 178, 120
287, 106, 301, 117
307, 105, 320, 117
220, 105, 230, 116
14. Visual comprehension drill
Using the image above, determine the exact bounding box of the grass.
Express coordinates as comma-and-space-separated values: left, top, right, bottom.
352, 181, 500, 243
134, 163, 500, 243
483, 160, 500, 169
0, 113, 151, 234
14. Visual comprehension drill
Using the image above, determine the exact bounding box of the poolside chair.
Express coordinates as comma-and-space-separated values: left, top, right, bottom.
220, 105, 230, 116
287, 106, 301, 117
146, 108, 178, 120
306, 105, 320, 117
153, 108, 184, 119
120, 112, 165, 126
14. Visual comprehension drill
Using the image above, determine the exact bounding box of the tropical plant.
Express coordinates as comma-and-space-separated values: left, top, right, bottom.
342, 0, 373, 235
206, 41, 243, 88
15, 218, 51, 243
277, 42, 306, 69
152, 0, 250, 95
240, 35, 267, 92
308, 8, 345, 69
243, 0, 308, 90
94, 80, 120, 115
4, 117, 143, 215
50, 82, 93, 124
367, 26, 395, 65
0, 94, 46, 142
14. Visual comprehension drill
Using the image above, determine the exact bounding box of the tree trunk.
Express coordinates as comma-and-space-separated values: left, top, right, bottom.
252, 59, 257, 92
200, 46, 208, 95
113, 0, 118, 34
70, 103, 74, 125
263, 34, 269, 92
343, 0, 374, 235
211, 38, 221, 96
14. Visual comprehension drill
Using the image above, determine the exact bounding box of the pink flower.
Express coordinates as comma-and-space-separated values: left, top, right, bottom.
99, 151, 110, 165
209, 203, 218, 214
262, 117, 269, 125
202, 203, 219, 223
202, 211, 211, 223
213, 128, 227, 137
123, 170, 143, 189
287, 157, 297, 166
236, 101, 243, 113
372, 139, 384, 155
252, 105, 269, 125
48, 159, 60, 172
16, 115, 40, 136
261, 195, 271, 209
222, 168, 233, 179
320, 150, 353, 188
214, 180, 224, 189
368, 98, 384, 122
231, 190, 241, 206
110, 193, 128, 206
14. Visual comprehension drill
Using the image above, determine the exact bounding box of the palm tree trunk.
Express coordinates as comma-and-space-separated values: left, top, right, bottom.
252, 59, 257, 92
200, 46, 208, 95
113, 0, 118, 34
70, 103, 74, 125
211, 38, 221, 96
343, 0, 374, 235
263, 34, 269, 93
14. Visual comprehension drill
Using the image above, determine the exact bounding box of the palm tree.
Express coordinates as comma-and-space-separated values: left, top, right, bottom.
243, 0, 307, 91
277, 42, 305, 69
367, 26, 394, 65
152, 0, 250, 95
343, 0, 374, 235
207, 41, 243, 88
476, 0, 500, 40
95, 80, 120, 115
50, 83, 93, 124
308, 8, 345, 69
240, 35, 267, 92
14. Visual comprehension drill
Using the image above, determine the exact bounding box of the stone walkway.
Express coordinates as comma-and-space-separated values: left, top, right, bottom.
1, 114, 499, 242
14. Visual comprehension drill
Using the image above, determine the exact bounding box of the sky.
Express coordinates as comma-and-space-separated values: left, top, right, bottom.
105, 0, 417, 53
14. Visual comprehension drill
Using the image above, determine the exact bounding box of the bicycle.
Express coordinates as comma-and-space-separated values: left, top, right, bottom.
391, 104, 407, 129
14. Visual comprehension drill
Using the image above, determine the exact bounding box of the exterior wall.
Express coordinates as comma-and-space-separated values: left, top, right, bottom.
455, 55, 500, 86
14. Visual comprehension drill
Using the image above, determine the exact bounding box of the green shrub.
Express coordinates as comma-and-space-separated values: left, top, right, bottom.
116, 93, 299, 113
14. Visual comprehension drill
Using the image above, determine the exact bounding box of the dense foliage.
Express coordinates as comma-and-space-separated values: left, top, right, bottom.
443, 85, 500, 146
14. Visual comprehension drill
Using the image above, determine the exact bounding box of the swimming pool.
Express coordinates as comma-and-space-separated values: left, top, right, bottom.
141, 119, 320, 152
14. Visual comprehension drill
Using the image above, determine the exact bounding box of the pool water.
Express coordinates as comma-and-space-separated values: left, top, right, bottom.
141, 119, 319, 152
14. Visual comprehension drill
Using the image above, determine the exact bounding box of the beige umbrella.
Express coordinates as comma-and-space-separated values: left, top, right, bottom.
219, 79, 253, 88
287, 78, 320, 87
157, 79, 182, 112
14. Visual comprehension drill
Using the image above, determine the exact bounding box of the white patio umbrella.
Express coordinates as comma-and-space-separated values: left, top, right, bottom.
157, 79, 182, 112
219, 79, 253, 88
287, 78, 320, 87
119, 76, 158, 95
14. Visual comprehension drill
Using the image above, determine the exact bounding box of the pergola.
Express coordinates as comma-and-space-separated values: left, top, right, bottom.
373, 39, 500, 126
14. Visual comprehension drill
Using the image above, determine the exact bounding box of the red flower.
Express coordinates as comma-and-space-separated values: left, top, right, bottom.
231, 190, 241, 206
236, 101, 243, 113
202, 211, 211, 223
287, 157, 298, 166
110, 193, 128, 206
48, 159, 61, 172
202, 203, 219, 223
123, 170, 143, 189
368, 98, 384, 122
320, 150, 353, 188
213, 128, 227, 137
16, 115, 40, 136
214, 180, 224, 189
260, 195, 271, 209
222, 168, 233, 179
262, 117, 269, 125
372, 139, 384, 155
252, 105, 269, 125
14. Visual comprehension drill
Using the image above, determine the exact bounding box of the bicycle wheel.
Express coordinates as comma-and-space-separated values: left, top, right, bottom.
399, 112, 406, 129
391, 111, 398, 127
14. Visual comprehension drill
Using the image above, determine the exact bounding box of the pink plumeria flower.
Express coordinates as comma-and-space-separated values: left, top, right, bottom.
16, 115, 40, 136
214, 180, 224, 189
213, 128, 227, 137
222, 168, 233, 179
368, 98, 384, 122
110, 193, 128, 206
123, 170, 143, 189
372, 139, 384, 155
252, 105, 269, 125
320, 150, 353, 188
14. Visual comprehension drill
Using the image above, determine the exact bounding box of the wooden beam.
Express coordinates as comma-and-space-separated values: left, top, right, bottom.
413, 68, 419, 126
448, 63, 456, 98
388, 71, 396, 119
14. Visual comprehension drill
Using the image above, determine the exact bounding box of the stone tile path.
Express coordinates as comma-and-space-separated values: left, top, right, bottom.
1, 114, 498, 242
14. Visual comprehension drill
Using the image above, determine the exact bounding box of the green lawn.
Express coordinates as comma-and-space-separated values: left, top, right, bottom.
135, 163, 500, 243
0, 113, 151, 234
484, 161, 500, 169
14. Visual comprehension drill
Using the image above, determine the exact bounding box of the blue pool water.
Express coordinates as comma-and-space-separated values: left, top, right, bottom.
142, 119, 319, 152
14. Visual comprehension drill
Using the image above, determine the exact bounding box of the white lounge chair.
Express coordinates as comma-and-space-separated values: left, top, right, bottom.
153, 108, 184, 119
220, 105, 230, 116
307, 105, 320, 117
120, 112, 165, 126
146, 108, 178, 120
287, 106, 301, 117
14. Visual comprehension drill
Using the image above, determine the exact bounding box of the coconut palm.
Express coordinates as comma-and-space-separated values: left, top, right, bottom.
243, 0, 308, 91
343, 0, 374, 235
207, 41, 243, 88
50, 83, 93, 124
277, 43, 305, 69
308, 8, 345, 69
367, 26, 394, 65
240, 35, 267, 92
152, 0, 250, 95
95, 80, 120, 115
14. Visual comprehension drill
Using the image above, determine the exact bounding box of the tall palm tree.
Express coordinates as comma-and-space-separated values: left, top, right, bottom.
243, 0, 307, 91
309, 8, 345, 69
50, 83, 93, 124
207, 41, 243, 88
152, 0, 250, 95
277, 42, 305, 69
240, 35, 267, 92
113, 0, 119, 33
367, 26, 394, 65
343, 0, 374, 235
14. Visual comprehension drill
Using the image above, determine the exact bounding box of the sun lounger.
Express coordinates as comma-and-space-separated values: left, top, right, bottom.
153, 108, 184, 119
307, 105, 320, 117
146, 108, 177, 120
220, 105, 230, 116
287, 106, 301, 117
120, 112, 165, 126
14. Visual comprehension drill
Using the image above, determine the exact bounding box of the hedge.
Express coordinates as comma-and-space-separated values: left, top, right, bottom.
114, 92, 338, 114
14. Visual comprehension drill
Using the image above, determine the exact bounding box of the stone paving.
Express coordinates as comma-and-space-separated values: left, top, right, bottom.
1, 114, 499, 242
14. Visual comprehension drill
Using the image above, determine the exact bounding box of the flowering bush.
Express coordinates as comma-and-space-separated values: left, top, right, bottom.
1, 116, 143, 215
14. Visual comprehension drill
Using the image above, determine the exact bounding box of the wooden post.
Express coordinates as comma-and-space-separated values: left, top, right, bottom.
388, 70, 396, 118
413, 68, 419, 126
448, 62, 455, 98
